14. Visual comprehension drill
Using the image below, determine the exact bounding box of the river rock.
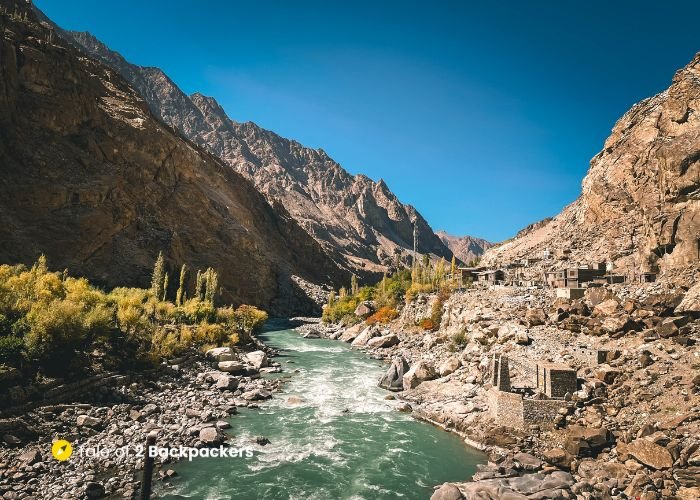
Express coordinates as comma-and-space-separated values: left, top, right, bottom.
430, 483, 464, 500
624, 438, 674, 469
403, 360, 437, 389
378, 357, 410, 391
206, 347, 236, 362
217, 361, 245, 374
594, 299, 620, 316
215, 375, 239, 391
76, 415, 100, 428
439, 357, 460, 377
199, 426, 225, 445
351, 326, 380, 347
339, 323, 364, 342
245, 350, 269, 369
367, 333, 399, 348
354, 302, 374, 318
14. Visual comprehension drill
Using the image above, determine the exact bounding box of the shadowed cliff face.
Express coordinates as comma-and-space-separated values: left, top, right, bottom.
59, 30, 454, 278
483, 53, 700, 277
0, 0, 347, 315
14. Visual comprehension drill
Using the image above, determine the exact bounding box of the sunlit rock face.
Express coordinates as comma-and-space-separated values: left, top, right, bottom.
0, 1, 347, 315
483, 53, 700, 279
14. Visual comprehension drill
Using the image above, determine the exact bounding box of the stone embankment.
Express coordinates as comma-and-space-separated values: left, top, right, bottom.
305, 277, 700, 499
0, 343, 281, 499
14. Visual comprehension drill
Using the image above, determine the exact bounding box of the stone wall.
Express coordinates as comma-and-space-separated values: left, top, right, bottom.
522, 399, 567, 429
489, 388, 525, 429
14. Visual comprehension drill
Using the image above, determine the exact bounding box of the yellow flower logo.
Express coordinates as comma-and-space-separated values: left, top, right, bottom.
51, 440, 72, 461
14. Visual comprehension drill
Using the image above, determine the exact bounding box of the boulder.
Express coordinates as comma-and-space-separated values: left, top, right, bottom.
525, 307, 546, 326
601, 314, 637, 335
199, 426, 225, 445
18, 448, 42, 466
402, 360, 437, 389
513, 452, 543, 472
76, 415, 100, 428
430, 483, 464, 500
215, 375, 239, 391
439, 357, 461, 377
676, 283, 700, 315
354, 302, 374, 318
217, 361, 245, 374
514, 330, 531, 345
241, 389, 272, 401
338, 323, 364, 342
351, 326, 380, 347
378, 357, 410, 391
542, 448, 574, 469
594, 365, 621, 384
245, 350, 269, 369
594, 299, 620, 317
564, 426, 613, 457
586, 287, 614, 307
205, 347, 236, 362
625, 438, 674, 469
367, 333, 399, 348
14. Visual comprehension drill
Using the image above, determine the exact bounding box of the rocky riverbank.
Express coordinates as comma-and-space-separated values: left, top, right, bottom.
0, 342, 282, 499
298, 279, 700, 499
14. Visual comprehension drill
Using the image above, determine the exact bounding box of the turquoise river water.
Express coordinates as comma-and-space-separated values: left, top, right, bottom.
159, 323, 484, 499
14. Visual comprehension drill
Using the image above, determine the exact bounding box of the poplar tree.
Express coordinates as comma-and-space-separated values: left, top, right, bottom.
151, 252, 165, 299
176, 264, 188, 306
451, 256, 457, 286
204, 268, 219, 304
195, 270, 205, 301
327, 290, 336, 308
350, 274, 358, 296
162, 273, 169, 301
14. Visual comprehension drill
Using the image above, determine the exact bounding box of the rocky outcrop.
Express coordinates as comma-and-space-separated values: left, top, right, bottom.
436, 231, 494, 264
482, 53, 700, 278
55, 27, 455, 278
0, 0, 345, 315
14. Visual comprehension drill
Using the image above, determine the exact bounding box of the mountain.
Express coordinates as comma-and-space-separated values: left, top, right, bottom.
57, 29, 454, 278
435, 231, 493, 264
0, 0, 347, 315
482, 53, 700, 279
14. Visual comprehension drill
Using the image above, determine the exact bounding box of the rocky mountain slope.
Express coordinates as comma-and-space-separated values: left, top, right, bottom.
436, 231, 493, 264
0, 0, 347, 315
483, 54, 700, 278
56, 28, 454, 277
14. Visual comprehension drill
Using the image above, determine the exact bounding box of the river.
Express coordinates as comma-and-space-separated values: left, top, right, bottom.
159, 323, 484, 499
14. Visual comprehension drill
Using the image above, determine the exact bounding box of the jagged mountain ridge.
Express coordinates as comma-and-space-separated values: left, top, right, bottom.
60, 29, 455, 277
435, 231, 493, 264
482, 53, 700, 278
0, 0, 347, 315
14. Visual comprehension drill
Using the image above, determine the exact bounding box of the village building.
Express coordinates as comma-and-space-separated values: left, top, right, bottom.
488, 355, 577, 430
476, 269, 505, 286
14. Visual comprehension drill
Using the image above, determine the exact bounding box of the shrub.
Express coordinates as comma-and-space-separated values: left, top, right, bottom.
233, 305, 268, 335
451, 330, 467, 347
0, 335, 24, 365
24, 300, 88, 363
366, 306, 398, 325
322, 296, 359, 323
179, 298, 215, 324
430, 296, 445, 330
419, 318, 434, 330
405, 283, 434, 303
195, 322, 228, 345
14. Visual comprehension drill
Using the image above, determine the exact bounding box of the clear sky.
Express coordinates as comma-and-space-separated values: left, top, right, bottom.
35, 0, 700, 242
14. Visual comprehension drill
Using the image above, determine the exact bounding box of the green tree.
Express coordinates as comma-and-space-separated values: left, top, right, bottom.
195, 270, 205, 301
327, 290, 336, 308
176, 264, 188, 306
204, 268, 219, 304
151, 252, 166, 300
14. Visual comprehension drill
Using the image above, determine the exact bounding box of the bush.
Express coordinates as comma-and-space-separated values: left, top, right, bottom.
405, 283, 434, 303
322, 296, 359, 323
0, 335, 24, 365
233, 305, 268, 335
419, 318, 434, 330
366, 306, 398, 325
179, 298, 215, 324
451, 330, 467, 347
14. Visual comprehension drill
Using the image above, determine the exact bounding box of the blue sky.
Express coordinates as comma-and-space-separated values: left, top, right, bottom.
36, 0, 700, 242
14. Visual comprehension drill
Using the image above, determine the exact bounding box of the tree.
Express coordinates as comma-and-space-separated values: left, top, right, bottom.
151, 252, 166, 300
451, 256, 457, 286
204, 268, 219, 304
162, 272, 169, 302
339, 287, 347, 299
327, 290, 336, 308
176, 264, 188, 306
195, 270, 205, 301
350, 274, 358, 296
